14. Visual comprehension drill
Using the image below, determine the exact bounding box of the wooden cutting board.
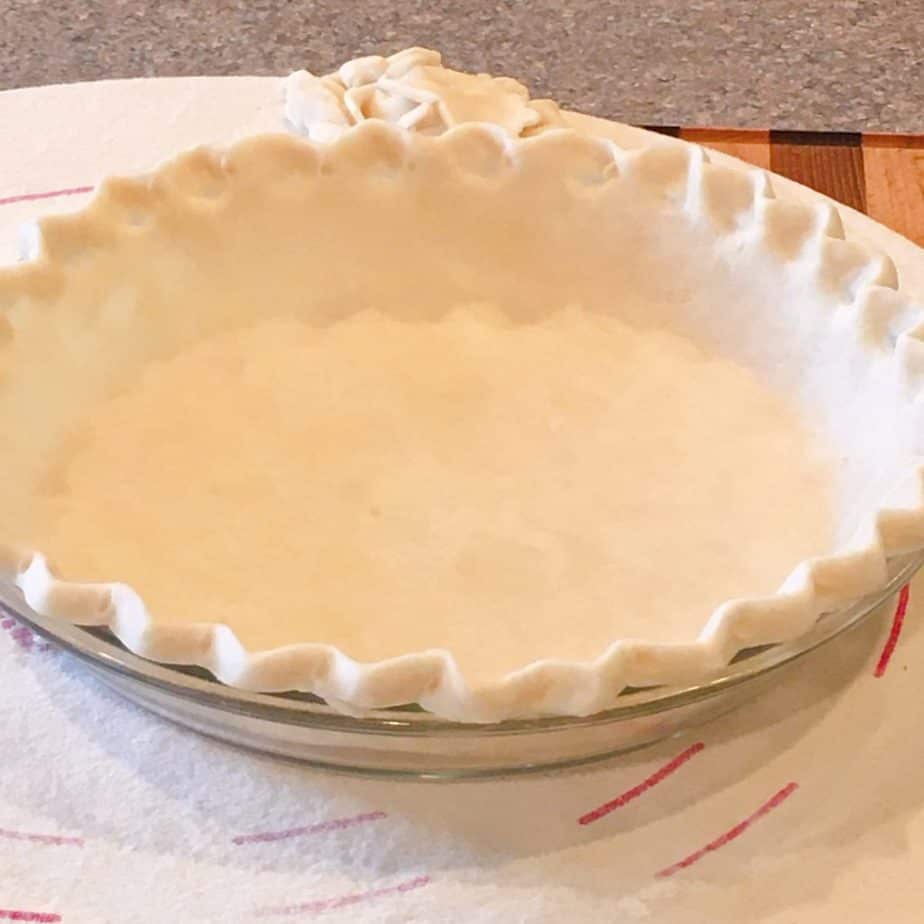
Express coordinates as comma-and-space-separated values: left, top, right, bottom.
643, 128, 924, 248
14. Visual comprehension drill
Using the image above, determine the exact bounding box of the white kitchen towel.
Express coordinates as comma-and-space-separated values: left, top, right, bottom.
2, 76, 924, 924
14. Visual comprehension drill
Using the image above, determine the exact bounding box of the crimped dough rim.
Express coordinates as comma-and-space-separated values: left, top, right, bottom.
2, 119, 923, 722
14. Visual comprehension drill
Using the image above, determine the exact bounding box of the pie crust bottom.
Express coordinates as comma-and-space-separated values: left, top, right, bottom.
20, 310, 836, 684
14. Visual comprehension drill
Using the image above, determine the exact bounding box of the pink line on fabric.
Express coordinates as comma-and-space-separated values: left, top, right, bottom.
255, 874, 431, 918
655, 781, 799, 878
0, 911, 62, 923
0, 827, 83, 847
232, 811, 387, 846
0, 186, 93, 207
578, 742, 705, 825
0, 617, 50, 653
1, 619, 35, 651
874, 584, 910, 678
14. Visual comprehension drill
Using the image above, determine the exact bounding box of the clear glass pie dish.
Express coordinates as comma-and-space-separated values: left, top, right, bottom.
1, 551, 918, 779
5, 57, 924, 748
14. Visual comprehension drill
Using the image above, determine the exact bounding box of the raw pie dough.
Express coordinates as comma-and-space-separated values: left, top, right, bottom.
2, 60, 922, 718
22, 310, 834, 684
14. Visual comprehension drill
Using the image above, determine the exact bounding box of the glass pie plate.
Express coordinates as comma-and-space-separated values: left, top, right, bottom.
1, 551, 919, 780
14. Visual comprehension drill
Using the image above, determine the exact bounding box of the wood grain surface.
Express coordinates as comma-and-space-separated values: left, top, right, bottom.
670, 127, 924, 247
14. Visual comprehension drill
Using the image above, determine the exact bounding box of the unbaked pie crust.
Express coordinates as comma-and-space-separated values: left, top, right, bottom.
1, 51, 923, 721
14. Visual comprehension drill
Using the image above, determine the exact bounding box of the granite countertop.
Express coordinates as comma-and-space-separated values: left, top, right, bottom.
1, 0, 922, 132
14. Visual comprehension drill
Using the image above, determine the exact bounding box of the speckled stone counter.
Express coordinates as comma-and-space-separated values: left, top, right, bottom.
1, 0, 922, 131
